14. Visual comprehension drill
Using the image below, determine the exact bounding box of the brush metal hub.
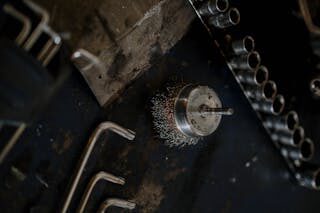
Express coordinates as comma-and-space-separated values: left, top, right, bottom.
174, 84, 222, 137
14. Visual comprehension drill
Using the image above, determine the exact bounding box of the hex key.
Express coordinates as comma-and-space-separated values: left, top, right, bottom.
97, 198, 136, 213
22, 0, 61, 66
37, 25, 62, 66
61, 121, 135, 213
3, 4, 31, 45
0, 123, 26, 164
77, 171, 125, 213
22, 0, 50, 51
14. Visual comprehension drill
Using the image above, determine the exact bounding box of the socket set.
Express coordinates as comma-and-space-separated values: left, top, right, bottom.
188, 0, 320, 190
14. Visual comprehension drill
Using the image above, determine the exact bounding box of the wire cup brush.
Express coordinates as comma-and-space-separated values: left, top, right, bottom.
151, 84, 233, 147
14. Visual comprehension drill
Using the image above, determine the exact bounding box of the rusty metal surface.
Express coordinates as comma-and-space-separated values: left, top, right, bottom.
35, 0, 195, 107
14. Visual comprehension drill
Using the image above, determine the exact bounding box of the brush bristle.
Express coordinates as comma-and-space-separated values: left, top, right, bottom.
151, 85, 200, 147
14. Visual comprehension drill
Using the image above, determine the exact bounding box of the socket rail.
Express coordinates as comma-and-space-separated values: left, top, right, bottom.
188, 0, 320, 190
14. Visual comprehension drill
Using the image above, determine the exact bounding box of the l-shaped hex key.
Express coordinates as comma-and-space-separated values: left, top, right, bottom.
61, 121, 135, 213
97, 198, 136, 213
77, 171, 125, 213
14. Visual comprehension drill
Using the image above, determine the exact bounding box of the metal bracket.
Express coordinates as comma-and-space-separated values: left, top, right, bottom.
71, 49, 108, 106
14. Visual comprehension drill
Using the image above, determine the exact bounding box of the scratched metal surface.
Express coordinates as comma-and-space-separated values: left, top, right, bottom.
0, 10, 320, 213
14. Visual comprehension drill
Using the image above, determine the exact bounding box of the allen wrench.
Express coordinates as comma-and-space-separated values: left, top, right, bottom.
37, 25, 62, 66
97, 198, 136, 213
0, 123, 27, 164
3, 4, 32, 45
22, 0, 50, 51
77, 171, 125, 213
298, 0, 320, 36
61, 121, 135, 213
22, 0, 61, 66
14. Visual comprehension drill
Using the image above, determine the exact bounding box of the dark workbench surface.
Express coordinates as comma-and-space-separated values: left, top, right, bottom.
1, 3, 320, 212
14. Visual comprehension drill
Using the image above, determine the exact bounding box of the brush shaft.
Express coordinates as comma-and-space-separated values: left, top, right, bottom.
199, 105, 234, 115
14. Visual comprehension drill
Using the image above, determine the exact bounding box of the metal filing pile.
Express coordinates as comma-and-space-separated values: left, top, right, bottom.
189, 0, 320, 190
